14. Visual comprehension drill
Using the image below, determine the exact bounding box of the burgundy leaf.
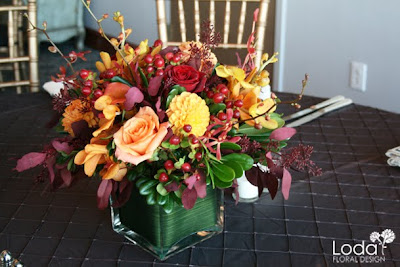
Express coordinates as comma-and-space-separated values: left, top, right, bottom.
245, 167, 263, 197
165, 181, 179, 192
270, 127, 297, 141
148, 76, 163, 96
184, 174, 197, 190
14, 152, 46, 172
111, 180, 133, 208
181, 187, 198, 210
281, 168, 292, 200
264, 173, 278, 200
194, 171, 207, 198
97, 179, 113, 210
162, 127, 174, 142
60, 168, 73, 187
46, 157, 56, 184
124, 87, 144, 110
71, 120, 92, 140
155, 96, 166, 121
52, 140, 73, 154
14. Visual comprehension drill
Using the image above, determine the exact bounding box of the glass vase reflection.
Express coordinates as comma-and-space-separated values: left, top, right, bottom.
110, 185, 224, 260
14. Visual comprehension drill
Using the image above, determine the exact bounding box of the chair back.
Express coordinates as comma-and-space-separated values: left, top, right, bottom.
156, 0, 270, 66
0, 0, 39, 93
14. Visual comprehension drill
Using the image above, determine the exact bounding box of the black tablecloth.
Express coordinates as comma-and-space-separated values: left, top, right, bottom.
0, 92, 399, 266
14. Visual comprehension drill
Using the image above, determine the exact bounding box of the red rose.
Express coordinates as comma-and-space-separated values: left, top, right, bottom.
166, 65, 206, 92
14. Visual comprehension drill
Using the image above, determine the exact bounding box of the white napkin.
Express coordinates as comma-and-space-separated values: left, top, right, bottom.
43, 81, 64, 96
386, 146, 400, 167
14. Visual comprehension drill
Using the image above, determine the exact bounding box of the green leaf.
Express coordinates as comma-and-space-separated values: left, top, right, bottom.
163, 196, 174, 214
110, 76, 133, 86
209, 103, 226, 114
238, 124, 273, 136
146, 192, 157, 205
138, 67, 149, 88
211, 162, 236, 183
214, 178, 233, 188
156, 183, 168, 196
180, 139, 190, 148
136, 177, 148, 188
166, 85, 186, 108
157, 194, 168, 205
270, 113, 285, 128
67, 158, 75, 171
222, 153, 254, 171
138, 179, 158, 195
223, 160, 244, 178
219, 142, 241, 151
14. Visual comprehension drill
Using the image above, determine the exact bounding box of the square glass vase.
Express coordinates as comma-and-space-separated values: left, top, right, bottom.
110, 185, 224, 260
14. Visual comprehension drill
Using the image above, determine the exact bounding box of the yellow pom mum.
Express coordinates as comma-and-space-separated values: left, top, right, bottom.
167, 92, 210, 137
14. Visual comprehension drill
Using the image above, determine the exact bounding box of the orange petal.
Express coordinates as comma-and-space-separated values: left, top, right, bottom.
95, 95, 112, 111
103, 105, 120, 120
74, 150, 88, 165
84, 154, 103, 176
242, 91, 259, 110
100, 52, 112, 69
104, 82, 131, 103
93, 118, 114, 137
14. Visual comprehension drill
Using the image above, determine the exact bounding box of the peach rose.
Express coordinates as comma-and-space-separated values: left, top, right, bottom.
113, 106, 169, 165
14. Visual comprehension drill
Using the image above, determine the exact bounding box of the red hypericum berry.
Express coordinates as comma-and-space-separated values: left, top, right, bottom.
153, 39, 163, 47
210, 115, 216, 121
206, 91, 214, 99
169, 135, 180, 145
144, 54, 153, 64
165, 52, 174, 61
156, 69, 164, 76
216, 83, 227, 91
195, 152, 202, 161
172, 54, 181, 63
218, 112, 227, 121
83, 80, 93, 88
204, 87, 210, 92
233, 109, 241, 119
146, 66, 155, 73
183, 124, 192, 133
82, 87, 92, 96
213, 93, 224, 103
191, 138, 199, 145
234, 100, 243, 108
154, 58, 165, 68
219, 87, 229, 96
98, 112, 105, 119
93, 89, 103, 99
105, 69, 116, 79
154, 54, 162, 59
181, 163, 191, 172
164, 160, 174, 170
80, 69, 89, 79
254, 123, 263, 130
225, 101, 233, 108
159, 172, 169, 182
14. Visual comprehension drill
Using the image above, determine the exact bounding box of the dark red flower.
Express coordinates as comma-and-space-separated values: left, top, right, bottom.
166, 65, 206, 92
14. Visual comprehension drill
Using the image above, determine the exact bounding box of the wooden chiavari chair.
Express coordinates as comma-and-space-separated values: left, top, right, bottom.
0, 0, 39, 93
155, 0, 270, 67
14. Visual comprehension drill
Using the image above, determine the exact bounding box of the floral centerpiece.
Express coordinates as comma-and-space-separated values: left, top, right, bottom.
15, 2, 320, 260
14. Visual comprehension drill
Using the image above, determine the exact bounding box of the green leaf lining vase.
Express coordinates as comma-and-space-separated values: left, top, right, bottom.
111, 185, 224, 260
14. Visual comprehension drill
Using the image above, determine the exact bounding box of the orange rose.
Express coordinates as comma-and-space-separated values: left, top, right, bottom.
113, 106, 169, 165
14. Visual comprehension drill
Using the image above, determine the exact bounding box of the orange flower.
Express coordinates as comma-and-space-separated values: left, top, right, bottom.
93, 96, 120, 137
62, 99, 97, 137
113, 106, 169, 165
100, 160, 127, 181
74, 144, 107, 176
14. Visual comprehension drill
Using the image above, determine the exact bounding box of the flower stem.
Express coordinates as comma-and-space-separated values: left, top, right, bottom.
24, 14, 75, 74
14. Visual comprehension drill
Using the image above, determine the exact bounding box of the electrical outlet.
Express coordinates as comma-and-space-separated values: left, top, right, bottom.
350, 61, 368, 91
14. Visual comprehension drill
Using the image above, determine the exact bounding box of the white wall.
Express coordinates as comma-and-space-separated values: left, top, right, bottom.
84, 0, 165, 45
274, 0, 400, 113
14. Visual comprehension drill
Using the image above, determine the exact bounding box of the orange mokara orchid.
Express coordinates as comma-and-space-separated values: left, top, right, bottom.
93, 96, 120, 137
74, 144, 107, 177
